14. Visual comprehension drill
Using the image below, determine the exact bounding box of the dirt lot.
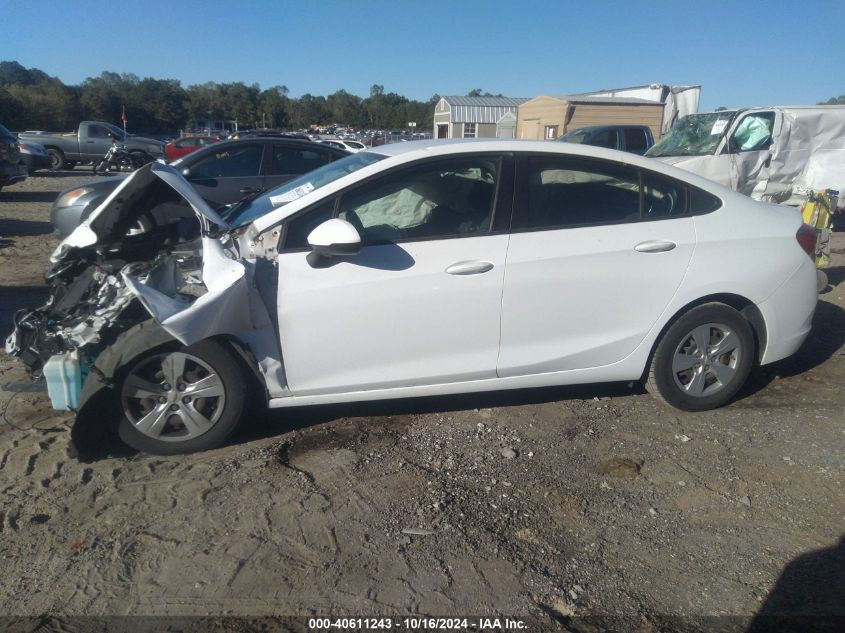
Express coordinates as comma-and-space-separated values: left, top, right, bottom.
0, 173, 842, 631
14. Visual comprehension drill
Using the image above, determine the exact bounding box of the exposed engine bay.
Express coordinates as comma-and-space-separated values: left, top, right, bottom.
8, 235, 205, 377
5, 162, 285, 411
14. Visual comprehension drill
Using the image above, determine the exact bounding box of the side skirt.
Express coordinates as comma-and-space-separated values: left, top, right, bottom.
267, 363, 641, 408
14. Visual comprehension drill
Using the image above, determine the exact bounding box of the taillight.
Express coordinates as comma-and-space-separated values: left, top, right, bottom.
796, 223, 817, 259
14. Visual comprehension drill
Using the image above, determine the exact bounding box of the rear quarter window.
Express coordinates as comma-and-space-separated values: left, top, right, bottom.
688, 186, 722, 214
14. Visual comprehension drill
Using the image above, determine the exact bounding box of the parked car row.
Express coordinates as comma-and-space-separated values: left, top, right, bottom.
51, 137, 349, 237
0, 123, 27, 191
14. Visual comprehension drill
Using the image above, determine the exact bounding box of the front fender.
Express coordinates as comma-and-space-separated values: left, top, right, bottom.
77, 319, 177, 414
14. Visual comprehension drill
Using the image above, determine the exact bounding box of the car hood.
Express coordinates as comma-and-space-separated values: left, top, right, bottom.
51, 162, 230, 263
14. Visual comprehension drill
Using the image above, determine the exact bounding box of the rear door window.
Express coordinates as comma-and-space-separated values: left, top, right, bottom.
268, 145, 332, 176
624, 128, 649, 153
642, 172, 685, 218
590, 129, 619, 149
514, 155, 721, 229
516, 156, 640, 229
189, 144, 263, 178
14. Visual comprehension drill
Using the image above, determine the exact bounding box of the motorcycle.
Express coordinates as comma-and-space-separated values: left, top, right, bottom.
93, 138, 151, 175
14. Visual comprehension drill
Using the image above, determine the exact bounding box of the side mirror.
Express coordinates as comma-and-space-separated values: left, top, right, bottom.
306, 218, 361, 267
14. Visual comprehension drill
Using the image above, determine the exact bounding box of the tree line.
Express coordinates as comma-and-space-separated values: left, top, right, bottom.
0, 61, 441, 135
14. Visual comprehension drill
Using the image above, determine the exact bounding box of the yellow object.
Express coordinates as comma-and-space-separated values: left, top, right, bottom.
800, 190, 836, 267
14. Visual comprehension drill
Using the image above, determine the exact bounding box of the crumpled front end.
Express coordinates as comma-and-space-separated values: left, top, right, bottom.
6, 162, 283, 412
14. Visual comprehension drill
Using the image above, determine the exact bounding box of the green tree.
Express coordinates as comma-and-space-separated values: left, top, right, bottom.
819, 95, 845, 105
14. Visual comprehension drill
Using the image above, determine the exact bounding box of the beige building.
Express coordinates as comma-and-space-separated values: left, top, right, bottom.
433, 96, 528, 139
516, 96, 666, 141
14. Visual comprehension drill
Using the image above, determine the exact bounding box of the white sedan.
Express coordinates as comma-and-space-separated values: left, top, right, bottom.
8, 140, 818, 454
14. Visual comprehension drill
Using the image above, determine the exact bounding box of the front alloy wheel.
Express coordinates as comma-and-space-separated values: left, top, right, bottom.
117, 340, 247, 454
646, 303, 754, 411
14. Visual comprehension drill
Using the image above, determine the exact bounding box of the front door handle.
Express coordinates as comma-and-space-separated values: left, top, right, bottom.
634, 240, 677, 253
239, 186, 263, 195
445, 260, 494, 275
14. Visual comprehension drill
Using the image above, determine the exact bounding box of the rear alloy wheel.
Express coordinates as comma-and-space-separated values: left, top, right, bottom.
47, 148, 66, 171
117, 340, 246, 454
646, 303, 754, 411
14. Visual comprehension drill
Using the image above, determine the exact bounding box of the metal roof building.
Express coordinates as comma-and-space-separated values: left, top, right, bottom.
433, 96, 529, 139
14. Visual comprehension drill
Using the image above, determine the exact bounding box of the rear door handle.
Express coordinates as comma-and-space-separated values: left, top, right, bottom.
634, 240, 677, 253
239, 187, 263, 195
445, 260, 494, 275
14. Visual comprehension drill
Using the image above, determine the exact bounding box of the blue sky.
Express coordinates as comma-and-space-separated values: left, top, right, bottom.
3, 0, 844, 110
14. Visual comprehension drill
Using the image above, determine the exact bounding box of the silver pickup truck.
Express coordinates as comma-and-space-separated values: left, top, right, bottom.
18, 121, 164, 170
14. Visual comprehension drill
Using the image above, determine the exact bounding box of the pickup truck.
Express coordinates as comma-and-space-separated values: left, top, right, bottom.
18, 122, 165, 170
558, 124, 655, 155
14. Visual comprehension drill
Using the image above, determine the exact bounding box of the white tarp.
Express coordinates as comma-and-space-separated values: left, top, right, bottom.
578, 83, 701, 134
768, 108, 845, 206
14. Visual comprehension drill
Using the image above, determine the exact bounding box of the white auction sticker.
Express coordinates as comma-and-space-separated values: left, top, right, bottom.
270, 182, 315, 205
710, 119, 729, 136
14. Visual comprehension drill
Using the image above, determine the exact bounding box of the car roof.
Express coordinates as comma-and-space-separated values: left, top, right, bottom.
177, 137, 348, 164
566, 125, 649, 134
251, 138, 742, 234
364, 139, 682, 175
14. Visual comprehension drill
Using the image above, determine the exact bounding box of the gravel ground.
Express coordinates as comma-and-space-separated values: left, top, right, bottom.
0, 173, 842, 631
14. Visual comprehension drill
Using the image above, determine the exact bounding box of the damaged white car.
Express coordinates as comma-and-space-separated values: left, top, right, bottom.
7, 140, 819, 454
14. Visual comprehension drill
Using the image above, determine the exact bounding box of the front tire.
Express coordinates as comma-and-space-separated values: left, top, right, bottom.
117, 340, 247, 454
646, 303, 754, 411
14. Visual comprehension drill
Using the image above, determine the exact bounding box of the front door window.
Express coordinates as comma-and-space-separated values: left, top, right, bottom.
730, 113, 775, 152
337, 157, 499, 244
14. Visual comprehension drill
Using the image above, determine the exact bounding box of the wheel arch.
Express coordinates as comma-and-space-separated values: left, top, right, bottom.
78, 324, 270, 417
644, 293, 767, 379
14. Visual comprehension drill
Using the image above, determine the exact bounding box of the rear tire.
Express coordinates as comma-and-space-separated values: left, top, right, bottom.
646, 303, 754, 411
117, 340, 247, 455
47, 148, 66, 171
129, 150, 151, 168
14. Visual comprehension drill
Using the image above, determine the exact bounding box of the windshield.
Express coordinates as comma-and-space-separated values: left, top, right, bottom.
222, 151, 387, 227
101, 123, 126, 139
646, 112, 738, 157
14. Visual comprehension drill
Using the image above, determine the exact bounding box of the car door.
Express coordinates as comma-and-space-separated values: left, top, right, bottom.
275, 154, 513, 395
497, 154, 696, 377
263, 143, 336, 191
183, 142, 265, 204
725, 110, 778, 197
83, 123, 115, 161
